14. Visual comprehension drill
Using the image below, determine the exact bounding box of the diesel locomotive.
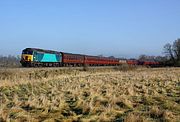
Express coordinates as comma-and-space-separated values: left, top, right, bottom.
20, 48, 160, 67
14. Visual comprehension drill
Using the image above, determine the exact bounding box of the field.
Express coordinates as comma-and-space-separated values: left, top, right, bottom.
0, 67, 180, 122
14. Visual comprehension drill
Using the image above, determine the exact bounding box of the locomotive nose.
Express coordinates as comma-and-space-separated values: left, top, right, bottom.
21, 54, 33, 61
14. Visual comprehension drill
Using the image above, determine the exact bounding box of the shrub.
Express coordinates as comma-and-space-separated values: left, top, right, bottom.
114, 64, 137, 71
82, 65, 89, 71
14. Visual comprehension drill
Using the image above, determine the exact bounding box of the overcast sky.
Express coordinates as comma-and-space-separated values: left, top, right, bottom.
0, 0, 180, 58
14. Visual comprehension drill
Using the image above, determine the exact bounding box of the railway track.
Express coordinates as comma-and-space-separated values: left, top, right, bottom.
0, 66, 118, 71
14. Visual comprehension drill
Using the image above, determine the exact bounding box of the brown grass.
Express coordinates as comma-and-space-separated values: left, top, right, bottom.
0, 67, 180, 121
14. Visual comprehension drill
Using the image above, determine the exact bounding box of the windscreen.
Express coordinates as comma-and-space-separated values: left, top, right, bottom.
22, 50, 33, 55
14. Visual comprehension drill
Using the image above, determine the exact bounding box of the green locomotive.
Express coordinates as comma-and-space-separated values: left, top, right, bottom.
20, 48, 62, 67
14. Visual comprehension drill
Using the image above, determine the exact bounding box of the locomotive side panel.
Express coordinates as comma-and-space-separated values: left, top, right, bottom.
33, 51, 61, 63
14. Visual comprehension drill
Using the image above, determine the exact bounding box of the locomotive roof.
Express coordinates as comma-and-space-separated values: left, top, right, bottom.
23, 48, 60, 54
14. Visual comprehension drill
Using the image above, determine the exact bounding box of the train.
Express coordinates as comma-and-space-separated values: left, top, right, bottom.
20, 48, 160, 67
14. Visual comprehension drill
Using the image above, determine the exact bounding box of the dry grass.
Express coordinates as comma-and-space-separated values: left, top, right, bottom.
0, 67, 180, 121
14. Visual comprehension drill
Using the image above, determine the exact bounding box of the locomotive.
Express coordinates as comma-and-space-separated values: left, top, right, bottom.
20, 48, 160, 67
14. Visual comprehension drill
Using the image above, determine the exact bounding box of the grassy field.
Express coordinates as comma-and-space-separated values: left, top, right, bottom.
0, 67, 180, 122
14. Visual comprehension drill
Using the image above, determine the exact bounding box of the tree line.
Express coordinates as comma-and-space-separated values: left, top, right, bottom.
138, 38, 180, 66
0, 55, 21, 67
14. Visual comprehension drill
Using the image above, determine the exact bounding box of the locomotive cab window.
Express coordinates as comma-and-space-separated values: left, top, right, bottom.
22, 50, 33, 55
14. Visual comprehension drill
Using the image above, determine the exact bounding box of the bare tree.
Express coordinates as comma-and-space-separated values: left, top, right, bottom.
164, 43, 175, 63
138, 55, 156, 61
138, 55, 147, 61
172, 38, 180, 61
163, 38, 180, 65
154, 56, 168, 62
